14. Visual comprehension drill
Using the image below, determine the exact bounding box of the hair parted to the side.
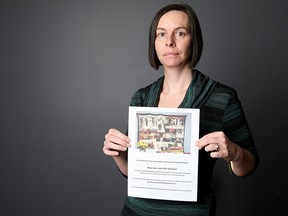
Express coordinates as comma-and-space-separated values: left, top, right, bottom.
148, 4, 203, 70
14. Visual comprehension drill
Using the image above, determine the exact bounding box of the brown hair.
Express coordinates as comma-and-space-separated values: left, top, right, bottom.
148, 4, 203, 70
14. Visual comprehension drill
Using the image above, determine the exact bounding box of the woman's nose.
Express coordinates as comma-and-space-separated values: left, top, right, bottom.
165, 34, 176, 47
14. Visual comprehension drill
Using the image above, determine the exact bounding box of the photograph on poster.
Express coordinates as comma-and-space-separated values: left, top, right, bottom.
136, 113, 188, 154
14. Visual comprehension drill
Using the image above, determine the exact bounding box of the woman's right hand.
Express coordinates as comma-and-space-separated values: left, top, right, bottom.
103, 128, 131, 157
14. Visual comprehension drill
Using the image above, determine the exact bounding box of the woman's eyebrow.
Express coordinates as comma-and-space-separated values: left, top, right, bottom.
156, 27, 166, 31
156, 27, 189, 31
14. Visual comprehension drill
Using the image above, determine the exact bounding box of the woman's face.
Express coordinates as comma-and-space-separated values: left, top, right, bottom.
155, 10, 191, 69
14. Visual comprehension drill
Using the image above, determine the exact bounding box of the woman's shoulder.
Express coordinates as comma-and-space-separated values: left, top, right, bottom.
211, 78, 235, 95
205, 79, 239, 109
130, 76, 164, 106
208, 76, 239, 100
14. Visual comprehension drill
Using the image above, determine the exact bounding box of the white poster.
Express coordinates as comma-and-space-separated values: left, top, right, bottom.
128, 106, 199, 202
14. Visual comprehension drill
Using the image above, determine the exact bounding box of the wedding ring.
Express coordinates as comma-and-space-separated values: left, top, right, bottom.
215, 143, 219, 151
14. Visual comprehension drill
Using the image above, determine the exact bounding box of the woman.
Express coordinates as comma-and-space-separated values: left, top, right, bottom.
103, 4, 258, 216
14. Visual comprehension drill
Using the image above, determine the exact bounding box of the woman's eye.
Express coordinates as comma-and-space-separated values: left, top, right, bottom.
157, 32, 165, 37
175, 31, 186, 37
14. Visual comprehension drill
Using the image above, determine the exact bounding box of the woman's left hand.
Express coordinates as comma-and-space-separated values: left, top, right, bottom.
195, 131, 241, 162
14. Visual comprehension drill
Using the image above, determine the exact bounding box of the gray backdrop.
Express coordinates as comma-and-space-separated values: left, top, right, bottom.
1, 0, 287, 215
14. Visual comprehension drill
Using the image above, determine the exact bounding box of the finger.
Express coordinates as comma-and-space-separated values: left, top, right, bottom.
210, 151, 220, 158
103, 145, 119, 156
106, 130, 130, 147
210, 149, 228, 159
109, 128, 130, 142
196, 135, 217, 149
204, 143, 219, 152
104, 139, 128, 151
105, 135, 130, 149
196, 131, 225, 149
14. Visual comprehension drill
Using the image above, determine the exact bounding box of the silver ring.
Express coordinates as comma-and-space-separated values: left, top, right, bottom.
215, 143, 219, 150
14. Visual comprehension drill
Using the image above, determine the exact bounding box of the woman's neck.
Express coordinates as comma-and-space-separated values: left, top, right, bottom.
162, 67, 193, 94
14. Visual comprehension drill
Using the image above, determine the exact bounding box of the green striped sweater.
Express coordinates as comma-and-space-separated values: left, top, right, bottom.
122, 70, 258, 216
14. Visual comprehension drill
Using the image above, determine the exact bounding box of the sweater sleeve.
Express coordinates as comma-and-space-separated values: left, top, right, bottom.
223, 89, 259, 176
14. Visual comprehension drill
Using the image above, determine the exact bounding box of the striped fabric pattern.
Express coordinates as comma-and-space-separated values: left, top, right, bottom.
122, 70, 258, 216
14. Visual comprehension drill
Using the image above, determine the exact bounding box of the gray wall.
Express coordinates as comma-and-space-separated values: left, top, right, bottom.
1, 0, 287, 215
